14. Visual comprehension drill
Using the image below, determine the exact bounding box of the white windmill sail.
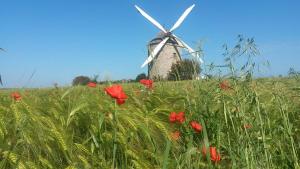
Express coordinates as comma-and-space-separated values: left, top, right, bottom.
170, 4, 195, 32
134, 5, 167, 33
141, 37, 169, 68
173, 35, 203, 63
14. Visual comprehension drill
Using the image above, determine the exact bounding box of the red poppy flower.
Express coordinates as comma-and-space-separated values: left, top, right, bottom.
116, 98, 126, 105
169, 112, 185, 123
105, 85, 127, 99
171, 130, 181, 141
176, 112, 185, 124
11, 92, 21, 101
104, 85, 128, 105
87, 82, 97, 88
210, 147, 221, 162
219, 80, 232, 90
190, 121, 202, 133
169, 112, 177, 123
140, 79, 153, 89
202, 146, 221, 163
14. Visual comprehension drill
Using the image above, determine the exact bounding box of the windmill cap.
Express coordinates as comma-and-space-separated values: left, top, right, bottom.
148, 32, 178, 45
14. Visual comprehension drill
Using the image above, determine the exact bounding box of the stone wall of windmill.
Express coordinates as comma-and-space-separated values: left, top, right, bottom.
148, 37, 182, 79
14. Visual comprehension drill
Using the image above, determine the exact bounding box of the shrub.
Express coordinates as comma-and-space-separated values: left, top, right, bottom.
168, 59, 200, 81
72, 76, 91, 86
135, 73, 147, 82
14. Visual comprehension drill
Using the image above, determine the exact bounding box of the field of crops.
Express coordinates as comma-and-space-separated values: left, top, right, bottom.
0, 78, 299, 169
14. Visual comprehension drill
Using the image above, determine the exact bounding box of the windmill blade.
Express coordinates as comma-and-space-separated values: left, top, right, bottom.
141, 37, 169, 68
174, 35, 203, 63
135, 5, 167, 33
169, 4, 195, 32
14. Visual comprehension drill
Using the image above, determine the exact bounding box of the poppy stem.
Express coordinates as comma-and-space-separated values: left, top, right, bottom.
112, 101, 117, 169
162, 139, 171, 169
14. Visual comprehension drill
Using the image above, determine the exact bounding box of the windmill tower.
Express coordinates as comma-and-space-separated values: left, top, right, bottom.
147, 33, 182, 79
135, 4, 203, 79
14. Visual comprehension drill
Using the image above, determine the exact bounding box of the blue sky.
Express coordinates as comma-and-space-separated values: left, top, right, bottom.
1, 0, 299, 87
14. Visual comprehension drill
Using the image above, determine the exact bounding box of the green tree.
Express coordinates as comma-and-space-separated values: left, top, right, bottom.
72, 76, 91, 86
168, 59, 200, 81
135, 73, 147, 82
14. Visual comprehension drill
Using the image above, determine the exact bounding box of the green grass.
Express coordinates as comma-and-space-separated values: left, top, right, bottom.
0, 78, 299, 169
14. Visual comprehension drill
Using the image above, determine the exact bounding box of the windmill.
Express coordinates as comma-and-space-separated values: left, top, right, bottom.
135, 4, 203, 79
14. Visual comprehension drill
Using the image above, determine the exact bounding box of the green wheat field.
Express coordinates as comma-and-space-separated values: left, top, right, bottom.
0, 78, 299, 169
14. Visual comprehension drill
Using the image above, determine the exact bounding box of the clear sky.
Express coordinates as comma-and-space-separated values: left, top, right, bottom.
1, 0, 300, 88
